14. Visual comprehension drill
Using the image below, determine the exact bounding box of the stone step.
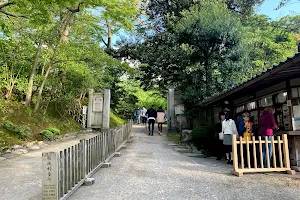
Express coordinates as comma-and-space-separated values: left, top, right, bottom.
184, 153, 206, 158
175, 148, 193, 153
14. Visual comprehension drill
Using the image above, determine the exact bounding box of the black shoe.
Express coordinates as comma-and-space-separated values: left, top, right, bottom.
230, 160, 233, 165
226, 160, 231, 164
148, 133, 150, 135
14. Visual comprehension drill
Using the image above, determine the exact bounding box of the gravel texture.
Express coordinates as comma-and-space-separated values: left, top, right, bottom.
0, 133, 97, 200
69, 125, 300, 200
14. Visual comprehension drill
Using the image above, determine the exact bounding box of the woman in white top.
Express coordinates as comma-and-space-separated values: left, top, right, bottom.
222, 111, 238, 164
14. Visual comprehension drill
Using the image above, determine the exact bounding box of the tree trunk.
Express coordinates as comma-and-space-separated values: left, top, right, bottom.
34, 48, 58, 112
204, 59, 212, 97
5, 81, 15, 100
25, 27, 45, 105
34, 10, 73, 112
107, 22, 112, 49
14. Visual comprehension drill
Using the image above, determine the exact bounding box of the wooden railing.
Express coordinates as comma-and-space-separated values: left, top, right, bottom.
232, 134, 295, 177
42, 121, 132, 200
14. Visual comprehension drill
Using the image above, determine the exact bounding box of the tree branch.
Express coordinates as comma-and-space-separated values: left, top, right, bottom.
0, 2, 13, 9
0, 9, 29, 18
67, 2, 83, 13
102, 38, 108, 47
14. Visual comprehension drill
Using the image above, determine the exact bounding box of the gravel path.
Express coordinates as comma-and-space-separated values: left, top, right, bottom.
0, 133, 97, 200
69, 125, 300, 200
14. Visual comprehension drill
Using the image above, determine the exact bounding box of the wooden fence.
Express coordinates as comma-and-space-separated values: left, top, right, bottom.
232, 134, 295, 177
42, 121, 132, 200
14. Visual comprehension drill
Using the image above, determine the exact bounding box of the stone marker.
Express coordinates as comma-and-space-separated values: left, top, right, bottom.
114, 152, 121, 157
42, 152, 59, 200
83, 178, 95, 186
101, 162, 111, 168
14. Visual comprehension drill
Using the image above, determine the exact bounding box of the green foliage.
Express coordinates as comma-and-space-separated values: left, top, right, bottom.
113, 79, 167, 118
3, 120, 32, 140
110, 110, 126, 128
190, 126, 213, 140
40, 130, 55, 141
47, 127, 60, 135
167, 132, 181, 144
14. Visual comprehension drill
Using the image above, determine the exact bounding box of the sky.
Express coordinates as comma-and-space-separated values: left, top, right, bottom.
256, 0, 300, 20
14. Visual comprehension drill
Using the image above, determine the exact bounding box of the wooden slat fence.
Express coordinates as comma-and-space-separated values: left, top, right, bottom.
232, 134, 295, 177
42, 121, 132, 200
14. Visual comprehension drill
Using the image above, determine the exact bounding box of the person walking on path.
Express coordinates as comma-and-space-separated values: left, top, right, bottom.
146, 105, 157, 136
222, 111, 238, 164
156, 106, 165, 136
134, 107, 141, 124
141, 107, 147, 124
258, 106, 279, 168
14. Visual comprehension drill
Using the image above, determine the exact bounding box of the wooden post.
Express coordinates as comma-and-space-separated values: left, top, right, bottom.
80, 139, 86, 179
265, 137, 270, 168
271, 137, 277, 168
252, 136, 257, 169
64, 149, 68, 194
232, 134, 243, 177
259, 136, 263, 168
42, 152, 59, 200
232, 134, 238, 171
246, 137, 250, 168
59, 151, 64, 197
277, 136, 283, 168
283, 134, 296, 174
283, 134, 291, 168
239, 137, 244, 169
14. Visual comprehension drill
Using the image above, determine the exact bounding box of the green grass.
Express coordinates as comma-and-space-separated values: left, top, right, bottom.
0, 100, 81, 150
0, 101, 127, 151
167, 132, 181, 144
110, 110, 127, 128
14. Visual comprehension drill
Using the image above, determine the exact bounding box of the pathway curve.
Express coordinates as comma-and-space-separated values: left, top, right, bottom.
69, 125, 300, 200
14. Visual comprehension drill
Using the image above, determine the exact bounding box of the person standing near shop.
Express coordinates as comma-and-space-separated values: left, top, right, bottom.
156, 106, 165, 136
238, 113, 254, 167
141, 106, 147, 124
215, 111, 226, 160
146, 105, 157, 136
258, 106, 279, 168
222, 111, 238, 164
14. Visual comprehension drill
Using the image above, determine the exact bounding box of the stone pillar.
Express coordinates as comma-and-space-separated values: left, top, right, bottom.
102, 87, 111, 132
87, 88, 94, 130
168, 86, 175, 130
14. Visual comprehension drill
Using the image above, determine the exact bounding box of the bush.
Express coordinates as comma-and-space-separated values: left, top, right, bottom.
3, 120, 32, 140
40, 130, 55, 141
190, 126, 213, 139
189, 126, 215, 155
47, 127, 60, 135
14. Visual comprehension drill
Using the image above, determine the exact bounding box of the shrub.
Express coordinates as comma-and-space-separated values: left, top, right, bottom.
3, 120, 32, 140
47, 127, 60, 135
40, 130, 55, 141
189, 126, 215, 155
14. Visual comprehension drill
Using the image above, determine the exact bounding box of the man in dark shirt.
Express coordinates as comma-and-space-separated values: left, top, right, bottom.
146, 105, 157, 136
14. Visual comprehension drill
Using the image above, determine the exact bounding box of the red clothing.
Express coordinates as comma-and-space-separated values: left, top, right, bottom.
258, 111, 278, 136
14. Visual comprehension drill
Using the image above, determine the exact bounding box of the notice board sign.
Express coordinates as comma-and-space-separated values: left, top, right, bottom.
92, 93, 103, 112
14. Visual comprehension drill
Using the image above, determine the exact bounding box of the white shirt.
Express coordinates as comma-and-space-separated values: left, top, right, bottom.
222, 119, 238, 135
